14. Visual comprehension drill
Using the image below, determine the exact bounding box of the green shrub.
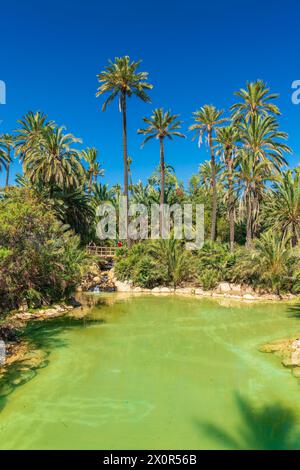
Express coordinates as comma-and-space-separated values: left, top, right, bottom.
0, 188, 87, 311
198, 268, 220, 290
114, 239, 194, 288
196, 241, 236, 281
132, 256, 168, 288
231, 233, 297, 294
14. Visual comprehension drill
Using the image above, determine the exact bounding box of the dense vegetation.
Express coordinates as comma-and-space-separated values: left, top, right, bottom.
1, 56, 300, 308
114, 237, 300, 294
0, 189, 87, 312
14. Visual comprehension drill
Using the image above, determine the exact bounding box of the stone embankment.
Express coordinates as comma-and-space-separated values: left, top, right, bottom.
261, 336, 300, 378
113, 278, 295, 302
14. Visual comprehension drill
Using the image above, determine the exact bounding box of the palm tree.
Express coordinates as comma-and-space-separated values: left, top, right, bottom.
148, 238, 192, 289
237, 152, 272, 246
198, 160, 223, 192
92, 182, 116, 206
231, 80, 280, 122
236, 232, 293, 295
138, 108, 185, 233
14, 111, 54, 160
23, 126, 84, 191
238, 115, 291, 170
264, 169, 300, 247
189, 105, 226, 240
96, 56, 152, 242
215, 125, 239, 250
0, 134, 14, 188
81, 148, 104, 192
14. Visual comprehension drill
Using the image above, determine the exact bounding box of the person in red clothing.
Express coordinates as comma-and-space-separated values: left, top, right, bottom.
117, 241, 123, 248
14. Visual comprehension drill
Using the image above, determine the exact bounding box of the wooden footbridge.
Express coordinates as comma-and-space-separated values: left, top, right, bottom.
86, 244, 117, 258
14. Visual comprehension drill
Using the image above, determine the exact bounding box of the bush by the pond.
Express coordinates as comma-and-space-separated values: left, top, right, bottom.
115, 239, 193, 289
114, 234, 300, 294
0, 188, 88, 312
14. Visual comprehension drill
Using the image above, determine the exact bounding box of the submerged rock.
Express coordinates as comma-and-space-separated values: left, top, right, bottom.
261, 334, 300, 378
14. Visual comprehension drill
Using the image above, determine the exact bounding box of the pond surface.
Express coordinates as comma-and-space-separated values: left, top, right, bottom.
1, 294, 300, 449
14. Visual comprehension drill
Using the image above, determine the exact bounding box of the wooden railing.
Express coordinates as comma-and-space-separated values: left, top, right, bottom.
86, 246, 117, 258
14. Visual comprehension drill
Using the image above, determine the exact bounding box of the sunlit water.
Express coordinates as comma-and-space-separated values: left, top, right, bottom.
1, 294, 300, 449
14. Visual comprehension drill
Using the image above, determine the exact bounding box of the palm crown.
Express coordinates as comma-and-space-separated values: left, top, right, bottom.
138, 108, 185, 145
238, 114, 291, 170
231, 80, 280, 122
23, 126, 84, 190
96, 56, 153, 110
189, 105, 226, 145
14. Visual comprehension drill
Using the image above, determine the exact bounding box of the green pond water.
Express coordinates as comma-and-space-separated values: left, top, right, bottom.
1, 294, 300, 450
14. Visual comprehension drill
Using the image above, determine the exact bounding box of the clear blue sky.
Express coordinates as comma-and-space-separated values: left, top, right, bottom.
1, 0, 300, 187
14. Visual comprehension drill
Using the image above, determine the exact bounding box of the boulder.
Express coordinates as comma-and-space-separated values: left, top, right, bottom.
151, 287, 161, 293
217, 282, 231, 293
175, 287, 194, 295
195, 288, 205, 295
115, 280, 133, 292
160, 287, 172, 293
243, 294, 257, 300
133, 287, 142, 292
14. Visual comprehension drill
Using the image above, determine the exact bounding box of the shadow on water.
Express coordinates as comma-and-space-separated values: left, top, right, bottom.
196, 393, 300, 450
287, 303, 300, 319
0, 311, 106, 414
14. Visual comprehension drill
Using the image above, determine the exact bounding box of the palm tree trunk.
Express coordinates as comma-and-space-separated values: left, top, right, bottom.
5, 161, 10, 188
246, 195, 252, 248
228, 158, 234, 251
209, 131, 217, 241
121, 92, 129, 244
88, 172, 92, 193
159, 137, 165, 236
291, 224, 297, 247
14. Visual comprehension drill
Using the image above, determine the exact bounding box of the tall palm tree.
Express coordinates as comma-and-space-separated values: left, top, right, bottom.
264, 169, 300, 247
231, 80, 280, 122
0, 134, 14, 188
189, 105, 226, 240
96, 56, 152, 242
138, 108, 185, 232
198, 160, 223, 192
238, 115, 291, 170
23, 126, 84, 191
81, 148, 104, 192
237, 152, 272, 246
215, 125, 239, 250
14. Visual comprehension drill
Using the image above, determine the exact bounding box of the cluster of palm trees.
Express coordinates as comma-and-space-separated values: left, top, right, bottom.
0, 111, 104, 192
96, 57, 293, 249
0, 55, 297, 253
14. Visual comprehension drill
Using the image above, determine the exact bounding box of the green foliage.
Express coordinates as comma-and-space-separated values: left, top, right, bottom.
197, 241, 235, 278
115, 239, 193, 289
232, 233, 298, 294
0, 188, 87, 311
148, 239, 193, 288
198, 269, 220, 290
132, 256, 168, 288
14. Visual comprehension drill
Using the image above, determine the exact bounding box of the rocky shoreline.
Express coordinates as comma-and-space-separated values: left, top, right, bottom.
0, 301, 81, 381
261, 335, 300, 378
113, 279, 296, 302
77, 263, 296, 302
